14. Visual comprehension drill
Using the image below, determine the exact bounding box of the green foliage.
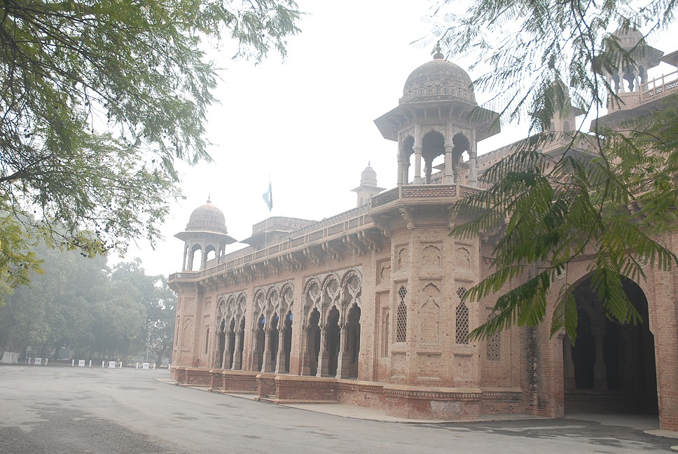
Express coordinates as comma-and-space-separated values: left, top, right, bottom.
437, 0, 678, 342
0, 0, 301, 289
435, 0, 674, 131
0, 209, 43, 295
0, 245, 176, 363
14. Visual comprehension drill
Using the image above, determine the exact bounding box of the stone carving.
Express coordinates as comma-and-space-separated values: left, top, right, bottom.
422, 245, 441, 267
182, 318, 193, 348
455, 247, 471, 269
398, 246, 409, 270
419, 299, 440, 344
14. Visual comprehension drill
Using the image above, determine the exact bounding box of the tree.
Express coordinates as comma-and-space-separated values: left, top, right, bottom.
434, 0, 678, 341
145, 278, 176, 365
110, 259, 177, 365
0, 241, 181, 364
0, 0, 301, 296
0, 242, 110, 362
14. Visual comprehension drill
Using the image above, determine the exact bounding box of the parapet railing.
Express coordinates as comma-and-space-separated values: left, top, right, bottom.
641, 69, 678, 101
169, 183, 482, 282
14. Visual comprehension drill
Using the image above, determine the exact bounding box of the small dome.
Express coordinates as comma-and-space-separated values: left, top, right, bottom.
360, 163, 378, 187
185, 199, 228, 234
613, 27, 645, 50
402, 56, 476, 105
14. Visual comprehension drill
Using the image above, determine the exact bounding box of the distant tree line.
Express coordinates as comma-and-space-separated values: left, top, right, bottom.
0, 243, 175, 365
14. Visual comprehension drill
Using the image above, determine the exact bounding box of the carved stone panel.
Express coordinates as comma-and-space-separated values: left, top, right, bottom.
455, 247, 471, 270
422, 244, 442, 268
419, 283, 441, 345
377, 259, 392, 285
397, 246, 409, 271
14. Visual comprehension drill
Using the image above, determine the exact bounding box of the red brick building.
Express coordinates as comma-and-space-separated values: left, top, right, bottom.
169, 41, 678, 430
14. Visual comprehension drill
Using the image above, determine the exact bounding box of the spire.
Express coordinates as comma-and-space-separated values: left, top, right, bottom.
433, 42, 444, 60
206, 194, 211, 203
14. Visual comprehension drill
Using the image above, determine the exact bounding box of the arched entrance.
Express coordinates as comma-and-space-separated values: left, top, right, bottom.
327, 306, 340, 377
269, 313, 279, 372
227, 318, 236, 369
283, 311, 293, 373
307, 309, 321, 376
563, 275, 658, 415
255, 315, 265, 372
345, 303, 361, 379
422, 131, 445, 184
216, 319, 226, 368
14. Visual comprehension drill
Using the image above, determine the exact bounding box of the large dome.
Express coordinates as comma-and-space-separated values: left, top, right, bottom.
185, 199, 228, 234
402, 56, 476, 105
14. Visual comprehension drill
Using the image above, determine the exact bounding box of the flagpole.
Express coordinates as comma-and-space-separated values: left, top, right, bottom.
262, 175, 272, 251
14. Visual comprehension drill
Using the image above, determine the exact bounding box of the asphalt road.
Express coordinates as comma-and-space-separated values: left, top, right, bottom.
0, 365, 675, 453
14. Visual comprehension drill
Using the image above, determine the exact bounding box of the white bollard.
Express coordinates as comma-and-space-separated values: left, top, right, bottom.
102, 361, 105, 368
152, 363, 156, 370
136, 362, 139, 369
72, 359, 75, 367
88, 360, 92, 368
44, 358, 48, 366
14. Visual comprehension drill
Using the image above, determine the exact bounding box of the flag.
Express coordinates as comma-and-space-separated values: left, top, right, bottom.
262, 181, 273, 212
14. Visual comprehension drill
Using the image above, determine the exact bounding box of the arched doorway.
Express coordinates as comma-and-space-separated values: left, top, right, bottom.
422, 131, 445, 184
216, 319, 226, 368
563, 275, 658, 415
327, 306, 340, 377
346, 303, 361, 379
307, 309, 321, 376
255, 315, 265, 372
227, 318, 236, 369
233, 316, 245, 370
269, 313, 279, 372
283, 311, 293, 373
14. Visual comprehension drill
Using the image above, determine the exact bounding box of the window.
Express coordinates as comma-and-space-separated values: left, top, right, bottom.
396, 286, 407, 342
487, 332, 501, 360
455, 287, 469, 345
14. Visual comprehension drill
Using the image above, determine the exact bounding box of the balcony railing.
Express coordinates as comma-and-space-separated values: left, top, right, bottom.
170, 183, 482, 283
641, 70, 678, 101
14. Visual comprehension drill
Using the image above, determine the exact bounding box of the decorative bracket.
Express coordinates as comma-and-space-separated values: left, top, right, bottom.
322, 241, 343, 261
303, 246, 324, 266
399, 207, 415, 230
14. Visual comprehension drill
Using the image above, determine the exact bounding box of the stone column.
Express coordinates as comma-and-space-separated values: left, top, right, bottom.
262, 328, 273, 373
336, 325, 350, 379
232, 330, 242, 370
274, 330, 286, 374
469, 141, 478, 186
444, 144, 454, 183
397, 147, 404, 186
316, 325, 329, 378
301, 326, 311, 376
414, 145, 423, 184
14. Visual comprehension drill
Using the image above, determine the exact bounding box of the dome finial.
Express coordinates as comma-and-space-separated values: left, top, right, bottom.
207, 194, 211, 204
433, 42, 444, 60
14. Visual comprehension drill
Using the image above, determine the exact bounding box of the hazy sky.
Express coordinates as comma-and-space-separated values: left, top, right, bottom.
121, 0, 677, 277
